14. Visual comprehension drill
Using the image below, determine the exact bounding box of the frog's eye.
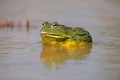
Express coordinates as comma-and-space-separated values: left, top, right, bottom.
51, 22, 58, 28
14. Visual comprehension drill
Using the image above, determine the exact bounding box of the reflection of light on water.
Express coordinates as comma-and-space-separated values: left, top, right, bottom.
40, 43, 92, 69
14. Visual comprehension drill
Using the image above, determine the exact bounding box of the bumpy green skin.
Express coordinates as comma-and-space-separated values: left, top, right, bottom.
40, 22, 92, 43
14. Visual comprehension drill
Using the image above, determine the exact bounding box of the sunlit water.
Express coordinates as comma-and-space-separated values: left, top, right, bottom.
0, 0, 120, 80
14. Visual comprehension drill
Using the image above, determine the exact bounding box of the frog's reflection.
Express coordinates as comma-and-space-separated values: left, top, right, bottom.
40, 43, 92, 69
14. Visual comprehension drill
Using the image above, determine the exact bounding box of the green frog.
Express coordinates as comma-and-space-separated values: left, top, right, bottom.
40, 21, 92, 46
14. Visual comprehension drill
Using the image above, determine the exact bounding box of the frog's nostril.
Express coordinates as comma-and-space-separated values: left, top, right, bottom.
42, 23, 44, 26
42, 21, 49, 26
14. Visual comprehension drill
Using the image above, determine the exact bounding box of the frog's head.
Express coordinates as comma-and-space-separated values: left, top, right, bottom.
40, 22, 70, 39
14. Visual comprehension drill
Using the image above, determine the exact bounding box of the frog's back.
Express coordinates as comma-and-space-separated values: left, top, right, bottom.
68, 27, 92, 42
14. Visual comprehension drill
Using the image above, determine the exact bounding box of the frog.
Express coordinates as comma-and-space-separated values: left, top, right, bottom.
40, 21, 92, 46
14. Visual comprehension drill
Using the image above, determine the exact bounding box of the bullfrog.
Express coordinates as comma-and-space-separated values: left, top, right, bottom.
40, 21, 92, 46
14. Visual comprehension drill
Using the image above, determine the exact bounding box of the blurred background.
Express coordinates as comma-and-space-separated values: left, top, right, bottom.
0, 0, 120, 26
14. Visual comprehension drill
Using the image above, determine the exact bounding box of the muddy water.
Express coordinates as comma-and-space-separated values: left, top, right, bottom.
0, 0, 120, 80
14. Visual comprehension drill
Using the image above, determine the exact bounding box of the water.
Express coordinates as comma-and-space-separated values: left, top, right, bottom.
0, 0, 120, 80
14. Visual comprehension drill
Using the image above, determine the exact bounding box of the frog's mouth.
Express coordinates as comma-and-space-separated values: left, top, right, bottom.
40, 32, 69, 39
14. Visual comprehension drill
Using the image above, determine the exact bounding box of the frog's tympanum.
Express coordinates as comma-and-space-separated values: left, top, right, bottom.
40, 21, 92, 47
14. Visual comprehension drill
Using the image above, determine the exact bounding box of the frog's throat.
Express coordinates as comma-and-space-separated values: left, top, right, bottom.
40, 32, 70, 39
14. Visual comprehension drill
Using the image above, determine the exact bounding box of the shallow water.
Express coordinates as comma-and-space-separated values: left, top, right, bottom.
0, 0, 120, 80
